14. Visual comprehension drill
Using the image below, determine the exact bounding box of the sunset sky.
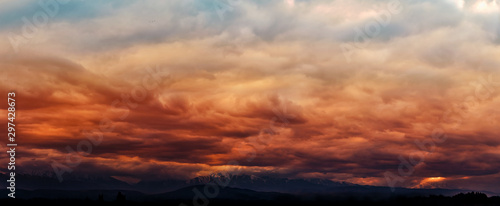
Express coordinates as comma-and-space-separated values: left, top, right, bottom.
1, 0, 500, 193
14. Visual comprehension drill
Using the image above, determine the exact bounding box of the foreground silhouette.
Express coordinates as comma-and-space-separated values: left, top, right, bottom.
1, 191, 500, 206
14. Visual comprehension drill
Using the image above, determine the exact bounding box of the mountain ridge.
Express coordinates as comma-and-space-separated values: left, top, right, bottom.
1, 173, 497, 197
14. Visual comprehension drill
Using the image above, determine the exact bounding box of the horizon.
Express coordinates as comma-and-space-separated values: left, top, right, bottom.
2, 172, 499, 198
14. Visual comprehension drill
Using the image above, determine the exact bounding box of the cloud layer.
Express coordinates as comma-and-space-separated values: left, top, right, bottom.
1, 0, 500, 193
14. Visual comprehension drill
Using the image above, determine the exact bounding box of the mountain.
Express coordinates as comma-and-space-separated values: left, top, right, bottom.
188, 173, 353, 193
2, 188, 499, 206
148, 185, 294, 201
0, 189, 146, 201
0, 172, 133, 191
1, 172, 496, 198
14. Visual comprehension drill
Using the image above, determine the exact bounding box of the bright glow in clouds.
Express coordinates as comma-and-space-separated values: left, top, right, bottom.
473, 0, 499, 13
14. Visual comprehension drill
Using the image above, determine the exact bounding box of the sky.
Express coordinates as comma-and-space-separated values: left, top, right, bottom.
1, 0, 500, 193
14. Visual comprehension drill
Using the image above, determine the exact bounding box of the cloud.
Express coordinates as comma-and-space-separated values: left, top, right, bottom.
1, 0, 500, 193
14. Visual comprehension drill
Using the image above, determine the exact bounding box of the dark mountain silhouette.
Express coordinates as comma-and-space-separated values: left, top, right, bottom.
189, 173, 353, 193
148, 185, 294, 201
1, 172, 499, 202
0, 189, 146, 201
1, 189, 499, 206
